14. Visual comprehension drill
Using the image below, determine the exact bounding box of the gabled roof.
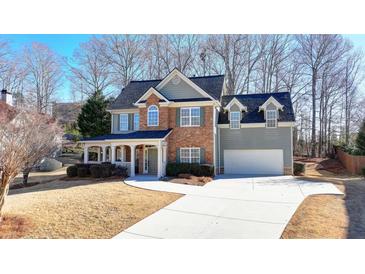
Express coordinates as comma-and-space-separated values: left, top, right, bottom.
108, 74, 225, 110
218, 92, 295, 124
258, 96, 284, 111
81, 129, 172, 142
223, 97, 247, 112
134, 87, 170, 105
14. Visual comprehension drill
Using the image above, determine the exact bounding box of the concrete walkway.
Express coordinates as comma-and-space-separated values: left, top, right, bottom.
115, 175, 342, 239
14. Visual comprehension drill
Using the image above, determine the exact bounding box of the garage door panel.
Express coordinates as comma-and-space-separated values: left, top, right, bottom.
224, 149, 283, 175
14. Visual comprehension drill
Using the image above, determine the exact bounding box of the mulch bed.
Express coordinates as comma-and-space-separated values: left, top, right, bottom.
166, 174, 213, 186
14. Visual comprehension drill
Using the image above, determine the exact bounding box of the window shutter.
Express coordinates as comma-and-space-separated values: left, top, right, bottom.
118, 114, 121, 131
200, 148, 205, 164
176, 148, 180, 163
200, 107, 205, 126
176, 108, 180, 127
128, 113, 133, 130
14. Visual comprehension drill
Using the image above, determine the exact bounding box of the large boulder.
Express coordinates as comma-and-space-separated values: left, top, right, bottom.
39, 158, 63, 172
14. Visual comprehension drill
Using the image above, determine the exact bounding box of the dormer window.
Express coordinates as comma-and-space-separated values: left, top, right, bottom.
229, 111, 240, 129
266, 110, 277, 128
147, 105, 159, 126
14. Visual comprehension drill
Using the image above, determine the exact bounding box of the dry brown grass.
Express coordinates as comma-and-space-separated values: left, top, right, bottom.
282, 159, 365, 239
1, 178, 181, 239
0, 215, 33, 238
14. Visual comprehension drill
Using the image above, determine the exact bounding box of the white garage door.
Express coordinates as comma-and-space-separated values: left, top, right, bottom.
224, 149, 284, 175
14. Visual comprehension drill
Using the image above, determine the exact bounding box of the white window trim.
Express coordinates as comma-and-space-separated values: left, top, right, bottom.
266, 109, 278, 128
119, 113, 129, 131
180, 107, 200, 127
134, 113, 140, 130
180, 147, 201, 164
147, 105, 159, 127
229, 111, 241, 129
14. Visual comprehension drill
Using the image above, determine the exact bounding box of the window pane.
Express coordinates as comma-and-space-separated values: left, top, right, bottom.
191, 107, 200, 117
134, 113, 139, 130
191, 116, 200, 126
148, 106, 158, 126
181, 108, 190, 117
180, 148, 190, 163
120, 114, 128, 131
181, 117, 190, 126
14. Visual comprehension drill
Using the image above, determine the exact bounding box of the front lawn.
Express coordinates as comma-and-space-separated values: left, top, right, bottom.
282, 159, 365, 239
0, 178, 181, 239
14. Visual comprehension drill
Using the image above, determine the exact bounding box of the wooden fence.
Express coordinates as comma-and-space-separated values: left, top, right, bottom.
337, 149, 365, 175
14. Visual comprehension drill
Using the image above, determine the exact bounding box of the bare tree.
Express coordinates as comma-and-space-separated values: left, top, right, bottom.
207, 34, 263, 94
68, 37, 114, 98
296, 34, 351, 157
0, 109, 63, 222
22, 42, 64, 113
100, 35, 146, 89
341, 50, 363, 145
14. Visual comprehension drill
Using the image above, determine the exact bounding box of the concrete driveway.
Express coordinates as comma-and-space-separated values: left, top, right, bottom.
115, 175, 342, 239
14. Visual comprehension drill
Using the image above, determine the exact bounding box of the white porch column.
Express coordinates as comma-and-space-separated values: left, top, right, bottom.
157, 143, 163, 178
97, 147, 101, 162
83, 145, 89, 163
130, 145, 136, 177
102, 146, 107, 162
111, 144, 116, 164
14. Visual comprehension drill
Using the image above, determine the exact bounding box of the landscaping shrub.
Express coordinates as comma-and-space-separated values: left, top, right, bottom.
362, 167, 365, 177
113, 166, 128, 177
294, 162, 305, 175
90, 165, 102, 178
75, 163, 91, 175
101, 163, 115, 178
166, 163, 214, 177
66, 165, 77, 177
77, 167, 89, 177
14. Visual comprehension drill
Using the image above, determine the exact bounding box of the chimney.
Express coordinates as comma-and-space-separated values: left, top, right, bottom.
1, 89, 13, 106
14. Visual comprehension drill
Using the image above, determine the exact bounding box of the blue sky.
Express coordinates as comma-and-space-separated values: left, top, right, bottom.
0, 34, 364, 102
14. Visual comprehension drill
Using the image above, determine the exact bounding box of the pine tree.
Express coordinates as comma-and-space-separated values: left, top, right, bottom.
356, 119, 365, 154
77, 90, 111, 137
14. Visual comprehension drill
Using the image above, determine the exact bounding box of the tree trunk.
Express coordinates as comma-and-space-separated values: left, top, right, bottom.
0, 177, 10, 223
23, 169, 31, 186
311, 71, 317, 158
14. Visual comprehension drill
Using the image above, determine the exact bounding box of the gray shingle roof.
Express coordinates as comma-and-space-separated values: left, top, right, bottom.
81, 129, 172, 141
108, 75, 224, 110
218, 92, 295, 124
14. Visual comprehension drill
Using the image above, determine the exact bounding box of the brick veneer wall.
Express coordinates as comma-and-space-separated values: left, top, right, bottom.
167, 105, 214, 165
138, 93, 214, 165
139, 94, 169, 130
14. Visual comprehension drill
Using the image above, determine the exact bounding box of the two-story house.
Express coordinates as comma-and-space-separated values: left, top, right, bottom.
80, 68, 295, 177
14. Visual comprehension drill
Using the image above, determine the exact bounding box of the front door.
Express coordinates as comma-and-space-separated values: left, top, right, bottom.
147, 148, 158, 175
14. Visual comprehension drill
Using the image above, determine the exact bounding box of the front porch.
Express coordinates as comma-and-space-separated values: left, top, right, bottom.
82, 140, 168, 178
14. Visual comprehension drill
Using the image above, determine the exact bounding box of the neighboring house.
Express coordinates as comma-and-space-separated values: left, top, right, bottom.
0, 89, 16, 123
52, 102, 82, 128
80, 68, 295, 177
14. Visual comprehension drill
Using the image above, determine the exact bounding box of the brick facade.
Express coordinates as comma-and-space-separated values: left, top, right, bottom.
166, 106, 214, 165
138, 93, 214, 165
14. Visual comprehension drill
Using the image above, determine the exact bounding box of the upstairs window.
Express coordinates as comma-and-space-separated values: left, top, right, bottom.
134, 113, 140, 130
229, 111, 240, 129
180, 148, 200, 164
147, 105, 159, 126
119, 113, 129, 131
266, 110, 277, 128
181, 107, 200, 127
